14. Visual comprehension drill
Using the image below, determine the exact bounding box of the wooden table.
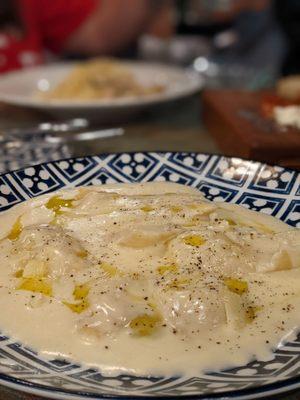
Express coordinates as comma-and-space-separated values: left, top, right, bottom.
0, 96, 299, 400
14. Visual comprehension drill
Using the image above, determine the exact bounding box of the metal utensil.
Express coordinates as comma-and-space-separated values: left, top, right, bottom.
45, 128, 124, 144
1, 127, 124, 149
0, 118, 89, 142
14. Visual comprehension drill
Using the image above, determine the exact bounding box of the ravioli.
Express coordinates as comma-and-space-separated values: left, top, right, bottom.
0, 182, 299, 376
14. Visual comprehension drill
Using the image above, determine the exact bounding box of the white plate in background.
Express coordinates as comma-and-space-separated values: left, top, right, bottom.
0, 62, 203, 120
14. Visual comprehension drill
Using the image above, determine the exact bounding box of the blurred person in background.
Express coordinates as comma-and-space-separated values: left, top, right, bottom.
141, 0, 280, 89
0, 0, 169, 73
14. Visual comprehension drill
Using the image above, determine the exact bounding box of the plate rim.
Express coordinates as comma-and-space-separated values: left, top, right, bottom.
0, 151, 299, 400
1, 150, 299, 178
0, 369, 300, 400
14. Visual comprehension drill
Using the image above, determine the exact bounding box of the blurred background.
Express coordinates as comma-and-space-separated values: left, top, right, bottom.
0, 0, 300, 172
0, 0, 296, 85
0, 0, 300, 87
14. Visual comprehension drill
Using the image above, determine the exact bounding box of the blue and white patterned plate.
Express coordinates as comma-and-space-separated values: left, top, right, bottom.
0, 152, 299, 400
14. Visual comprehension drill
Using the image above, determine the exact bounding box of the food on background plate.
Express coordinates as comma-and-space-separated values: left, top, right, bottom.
261, 75, 300, 130
273, 105, 300, 130
39, 58, 165, 101
276, 75, 300, 102
0, 182, 299, 377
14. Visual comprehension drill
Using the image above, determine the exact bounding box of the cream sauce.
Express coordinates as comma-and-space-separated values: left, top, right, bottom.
0, 182, 299, 377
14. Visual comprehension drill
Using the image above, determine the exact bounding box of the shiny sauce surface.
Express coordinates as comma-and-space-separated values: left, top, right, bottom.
0, 182, 299, 377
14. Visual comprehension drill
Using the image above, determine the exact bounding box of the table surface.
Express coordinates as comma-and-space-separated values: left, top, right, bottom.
0, 96, 218, 159
0, 96, 299, 400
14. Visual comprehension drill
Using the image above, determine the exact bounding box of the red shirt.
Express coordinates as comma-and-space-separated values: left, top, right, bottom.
0, 0, 97, 73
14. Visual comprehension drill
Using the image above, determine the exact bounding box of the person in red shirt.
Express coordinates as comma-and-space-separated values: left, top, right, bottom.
0, 0, 161, 73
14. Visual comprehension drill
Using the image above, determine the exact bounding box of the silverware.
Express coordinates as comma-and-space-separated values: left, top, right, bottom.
0, 118, 89, 142
45, 128, 124, 144
1, 127, 124, 149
